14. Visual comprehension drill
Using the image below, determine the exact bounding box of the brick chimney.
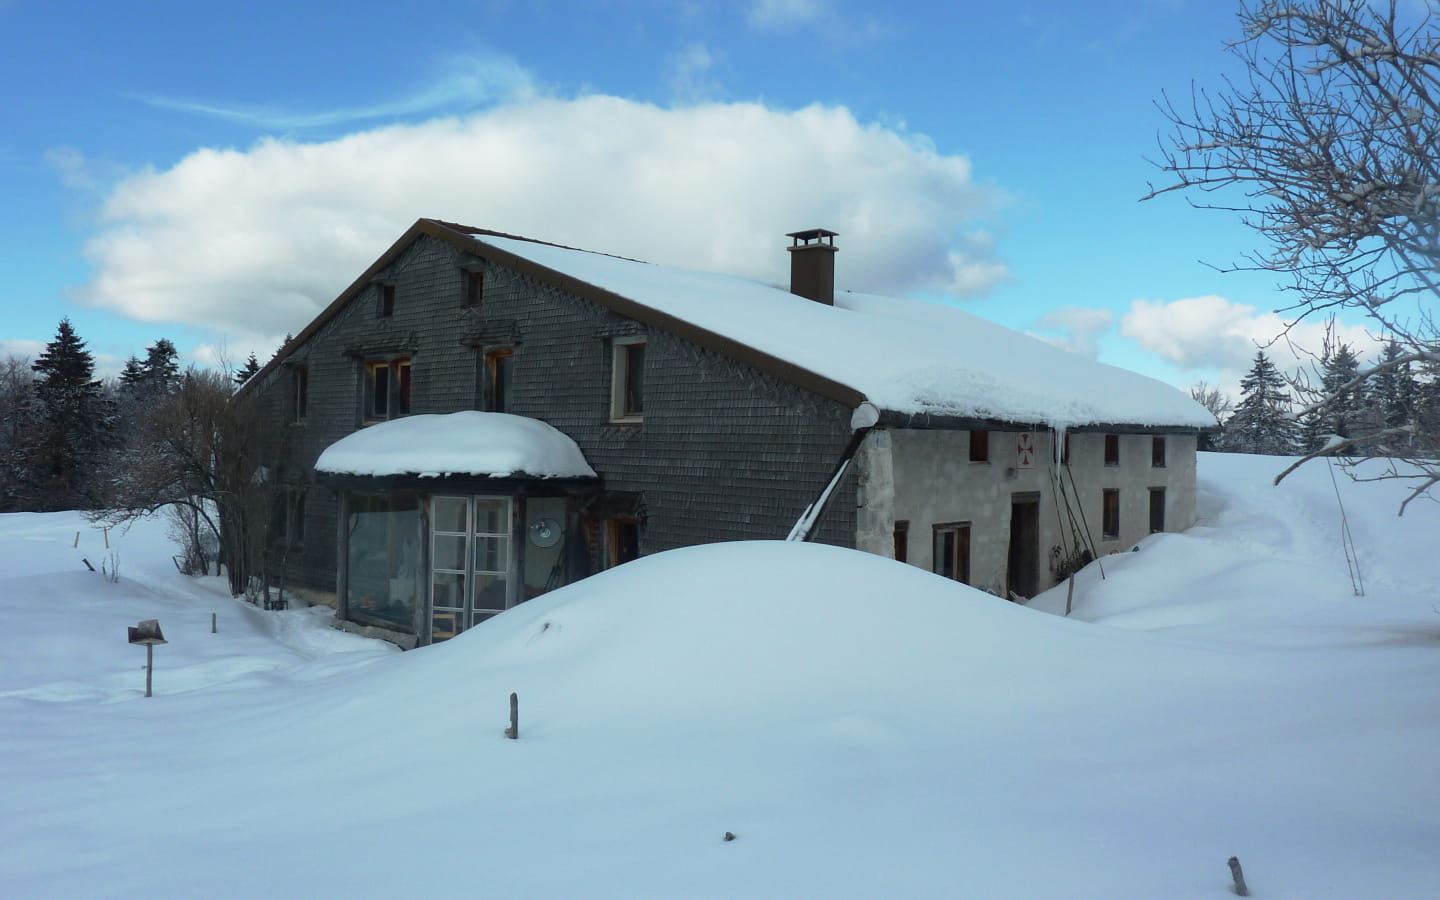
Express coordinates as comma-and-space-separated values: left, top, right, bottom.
786, 228, 838, 305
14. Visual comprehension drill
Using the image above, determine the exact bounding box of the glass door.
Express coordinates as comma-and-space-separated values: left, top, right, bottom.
430, 496, 512, 642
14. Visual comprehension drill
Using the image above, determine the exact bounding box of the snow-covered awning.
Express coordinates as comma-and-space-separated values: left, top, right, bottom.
315, 412, 597, 480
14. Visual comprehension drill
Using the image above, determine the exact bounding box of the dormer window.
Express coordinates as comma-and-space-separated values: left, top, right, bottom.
365, 358, 411, 421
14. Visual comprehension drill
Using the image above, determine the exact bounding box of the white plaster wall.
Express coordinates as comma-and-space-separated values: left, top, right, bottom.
854, 428, 1198, 597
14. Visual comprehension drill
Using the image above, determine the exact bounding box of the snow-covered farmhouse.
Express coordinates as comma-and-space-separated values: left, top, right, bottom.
241, 219, 1215, 647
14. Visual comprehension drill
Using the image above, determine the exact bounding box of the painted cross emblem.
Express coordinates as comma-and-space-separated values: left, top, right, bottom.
1016, 432, 1036, 468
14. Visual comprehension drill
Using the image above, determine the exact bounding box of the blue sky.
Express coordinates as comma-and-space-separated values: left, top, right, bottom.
0, 0, 1375, 395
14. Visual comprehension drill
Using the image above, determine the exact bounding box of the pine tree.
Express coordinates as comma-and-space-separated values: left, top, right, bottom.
117, 356, 146, 391
1222, 351, 1299, 455
235, 352, 261, 385
141, 339, 181, 394
1367, 341, 1420, 454
26, 318, 113, 509
1313, 343, 1363, 453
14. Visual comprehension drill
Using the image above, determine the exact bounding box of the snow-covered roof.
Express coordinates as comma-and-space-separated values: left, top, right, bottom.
315, 412, 597, 479
475, 232, 1215, 430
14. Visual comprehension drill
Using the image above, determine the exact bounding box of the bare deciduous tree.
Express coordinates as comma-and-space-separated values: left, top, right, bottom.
97, 367, 271, 595
1145, 0, 1440, 509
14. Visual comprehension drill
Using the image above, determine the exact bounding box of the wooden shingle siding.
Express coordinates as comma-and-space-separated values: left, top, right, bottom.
250, 233, 857, 600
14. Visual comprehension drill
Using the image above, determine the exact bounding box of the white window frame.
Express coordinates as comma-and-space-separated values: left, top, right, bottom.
609, 335, 646, 423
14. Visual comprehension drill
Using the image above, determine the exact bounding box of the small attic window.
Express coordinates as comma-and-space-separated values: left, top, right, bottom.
1104, 434, 1120, 466
969, 430, 989, 463
379, 284, 396, 317
610, 336, 646, 423
463, 269, 484, 307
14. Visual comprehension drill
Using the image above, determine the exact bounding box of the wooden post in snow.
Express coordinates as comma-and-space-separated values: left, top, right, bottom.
505, 692, 519, 739
211, 613, 217, 634
1064, 576, 1075, 617
1227, 856, 1249, 897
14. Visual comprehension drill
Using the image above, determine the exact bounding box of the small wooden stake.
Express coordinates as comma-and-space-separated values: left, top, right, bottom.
103, 526, 110, 549
1228, 856, 1249, 897
73, 531, 79, 548
211, 612, 217, 634
1064, 575, 1076, 616
505, 692, 519, 739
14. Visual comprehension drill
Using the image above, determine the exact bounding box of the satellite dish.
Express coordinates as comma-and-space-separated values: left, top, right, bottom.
528, 518, 561, 548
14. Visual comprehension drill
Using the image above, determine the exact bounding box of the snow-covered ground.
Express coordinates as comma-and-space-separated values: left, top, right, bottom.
1, 453, 1436, 898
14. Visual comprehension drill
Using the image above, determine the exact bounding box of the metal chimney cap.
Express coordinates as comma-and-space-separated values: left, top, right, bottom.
786, 228, 839, 247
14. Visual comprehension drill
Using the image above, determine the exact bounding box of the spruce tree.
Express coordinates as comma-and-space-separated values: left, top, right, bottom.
1367, 341, 1420, 454
235, 352, 261, 385
27, 318, 112, 509
1223, 351, 1299, 455
1314, 343, 1363, 452
140, 339, 181, 394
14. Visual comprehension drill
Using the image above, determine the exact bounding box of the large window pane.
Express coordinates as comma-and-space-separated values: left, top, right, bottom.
345, 492, 420, 631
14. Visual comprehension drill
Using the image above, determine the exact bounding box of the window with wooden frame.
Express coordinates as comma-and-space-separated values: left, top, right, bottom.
894, 520, 909, 563
483, 349, 513, 413
606, 518, 641, 568
1149, 487, 1166, 534
364, 358, 411, 421
379, 284, 396, 317
462, 268, 484, 307
610, 336, 646, 422
1152, 435, 1166, 468
969, 430, 989, 463
1102, 489, 1120, 539
1104, 434, 1120, 466
932, 522, 971, 584
289, 365, 308, 423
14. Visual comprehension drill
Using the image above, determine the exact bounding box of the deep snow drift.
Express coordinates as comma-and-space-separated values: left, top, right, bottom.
1, 454, 1437, 898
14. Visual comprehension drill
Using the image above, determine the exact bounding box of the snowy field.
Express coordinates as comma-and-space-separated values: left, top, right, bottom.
1, 453, 1437, 898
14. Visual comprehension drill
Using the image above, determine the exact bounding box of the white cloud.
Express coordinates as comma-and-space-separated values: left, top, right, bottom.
1031, 306, 1114, 358
0, 339, 45, 362
1119, 294, 1384, 389
77, 97, 1007, 347
746, 0, 827, 31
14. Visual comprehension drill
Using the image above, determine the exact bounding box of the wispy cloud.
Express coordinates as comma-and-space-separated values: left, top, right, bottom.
667, 42, 723, 102
1031, 306, 1115, 358
744, 0, 893, 42
746, 0, 827, 31
137, 53, 536, 130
